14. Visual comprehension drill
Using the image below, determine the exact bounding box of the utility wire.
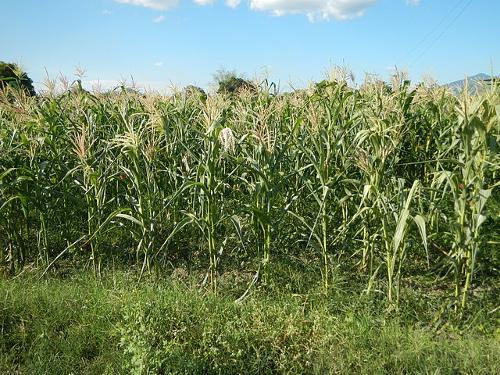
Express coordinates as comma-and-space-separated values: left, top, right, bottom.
409, 0, 473, 67
406, 0, 468, 62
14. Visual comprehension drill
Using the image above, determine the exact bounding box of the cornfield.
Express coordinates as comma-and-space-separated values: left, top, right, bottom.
0, 76, 498, 313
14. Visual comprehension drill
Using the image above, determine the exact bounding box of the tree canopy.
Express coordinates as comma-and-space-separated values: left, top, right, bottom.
0, 62, 36, 96
213, 69, 256, 95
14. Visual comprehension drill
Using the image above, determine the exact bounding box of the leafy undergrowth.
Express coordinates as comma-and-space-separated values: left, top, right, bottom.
0, 269, 499, 374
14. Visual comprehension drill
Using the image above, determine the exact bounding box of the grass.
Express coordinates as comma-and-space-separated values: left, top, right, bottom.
1, 268, 499, 374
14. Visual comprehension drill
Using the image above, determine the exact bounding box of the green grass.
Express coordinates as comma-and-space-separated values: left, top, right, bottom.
1, 269, 498, 374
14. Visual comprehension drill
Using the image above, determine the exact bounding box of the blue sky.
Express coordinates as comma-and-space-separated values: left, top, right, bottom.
2, 0, 498, 92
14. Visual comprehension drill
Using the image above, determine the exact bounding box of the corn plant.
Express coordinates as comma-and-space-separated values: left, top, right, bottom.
354, 83, 427, 302
0, 73, 498, 316
432, 92, 499, 310
287, 81, 355, 290
179, 97, 237, 293
111, 104, 166, 279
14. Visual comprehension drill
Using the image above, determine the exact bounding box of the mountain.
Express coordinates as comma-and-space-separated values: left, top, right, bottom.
442, 73, 493, 94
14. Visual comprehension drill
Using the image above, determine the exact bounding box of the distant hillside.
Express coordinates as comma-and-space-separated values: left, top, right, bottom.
442, 73, 494, 94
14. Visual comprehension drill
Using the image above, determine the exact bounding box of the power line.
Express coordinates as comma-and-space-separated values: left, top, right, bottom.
406, 0, 468, 62
407, 0, 472, 67
407, 0, 473, 68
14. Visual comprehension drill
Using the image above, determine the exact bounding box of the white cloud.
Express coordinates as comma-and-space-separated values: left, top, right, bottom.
194, 0, 215, 5
249, 0, 377, 21
153, 14, 166, 22
102, 9, 113, 15
154, 61, 164, 67
225, 0, 241, 8
114, 0, 179, 11
115, 0, 419, 21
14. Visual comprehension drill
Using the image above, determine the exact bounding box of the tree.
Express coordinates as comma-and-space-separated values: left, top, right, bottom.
213, 68, 257, 95
183, 85, 207, 101
0, 62, 36, 96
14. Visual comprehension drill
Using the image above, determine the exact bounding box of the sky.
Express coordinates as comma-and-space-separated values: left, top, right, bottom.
2, 0, 499, 92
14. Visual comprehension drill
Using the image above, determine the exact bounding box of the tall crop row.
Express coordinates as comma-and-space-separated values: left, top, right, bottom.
0, 80, 498, 312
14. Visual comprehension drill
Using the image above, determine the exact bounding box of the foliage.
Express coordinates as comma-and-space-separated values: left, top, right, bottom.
183, 85, 207, 101
213, 68, 257, 95
0, 76, 498, 316
0, 61, 36, 96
